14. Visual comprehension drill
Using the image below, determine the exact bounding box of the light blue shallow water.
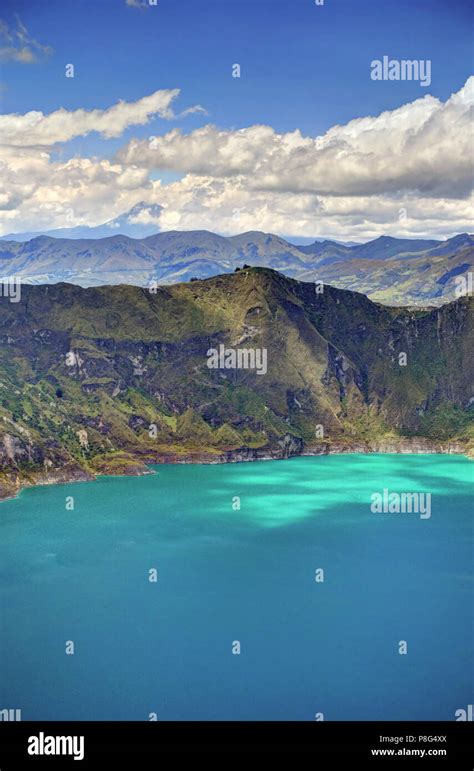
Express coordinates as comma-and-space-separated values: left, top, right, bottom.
0, 454, 472, 721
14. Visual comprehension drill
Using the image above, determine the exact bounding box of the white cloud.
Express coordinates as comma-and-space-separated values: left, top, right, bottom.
0, 15, 53, 64
0, 78, 473, 240
0, 89, 204, 147
117, 77, 474, 200
150, 176, 474, 240
125, 0, 155, 8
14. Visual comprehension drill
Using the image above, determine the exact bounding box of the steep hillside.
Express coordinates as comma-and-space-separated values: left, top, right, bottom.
0, 268, 472, 498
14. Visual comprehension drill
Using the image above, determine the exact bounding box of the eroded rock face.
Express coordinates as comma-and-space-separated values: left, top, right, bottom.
0, 434, 44, 466
302, 437, 469, 456
322, 344, 355, 400
277, 433, 304, 457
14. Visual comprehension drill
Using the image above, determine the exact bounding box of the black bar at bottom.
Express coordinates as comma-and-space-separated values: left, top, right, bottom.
0, 721, 472, 764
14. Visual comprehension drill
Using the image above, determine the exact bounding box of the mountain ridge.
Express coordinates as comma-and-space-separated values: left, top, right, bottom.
0, 267, 472, 500
1, 227, 473, 307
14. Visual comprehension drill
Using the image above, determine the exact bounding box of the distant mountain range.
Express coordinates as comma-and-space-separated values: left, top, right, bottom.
0, 216, 473, 306
0, 267, 472, 499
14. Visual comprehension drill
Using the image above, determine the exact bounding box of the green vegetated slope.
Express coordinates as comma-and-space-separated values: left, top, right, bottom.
0, 267, 472, 497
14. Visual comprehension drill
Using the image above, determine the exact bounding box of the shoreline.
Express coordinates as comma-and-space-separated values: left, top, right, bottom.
0, 436, 471, 503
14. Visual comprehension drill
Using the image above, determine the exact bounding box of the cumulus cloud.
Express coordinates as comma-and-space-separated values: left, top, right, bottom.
0, 78, 473, 240
0, 16, 53, 64
1, 154, 471, 241
0, 89, 204, 147
150, 176, 474, 240
117, 77, 474, 200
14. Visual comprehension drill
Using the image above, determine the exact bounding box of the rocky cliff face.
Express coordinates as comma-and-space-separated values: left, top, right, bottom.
0, 268, 472, 498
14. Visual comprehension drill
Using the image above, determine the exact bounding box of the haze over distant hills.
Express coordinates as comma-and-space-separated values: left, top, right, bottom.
0, 220, 472, 306
0, 202, 165, 242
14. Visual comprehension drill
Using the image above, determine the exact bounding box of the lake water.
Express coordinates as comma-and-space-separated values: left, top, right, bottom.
0, 454, 472, 721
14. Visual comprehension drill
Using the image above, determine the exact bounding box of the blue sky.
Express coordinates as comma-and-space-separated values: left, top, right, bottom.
0, 0, 472, 239
1, 0, 472, 137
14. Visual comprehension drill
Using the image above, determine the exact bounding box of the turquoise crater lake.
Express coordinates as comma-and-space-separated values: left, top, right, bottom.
0, 454, 472, 721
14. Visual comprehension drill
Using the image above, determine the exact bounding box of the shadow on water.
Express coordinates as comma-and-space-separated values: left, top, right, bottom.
0, 454, 472, 720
